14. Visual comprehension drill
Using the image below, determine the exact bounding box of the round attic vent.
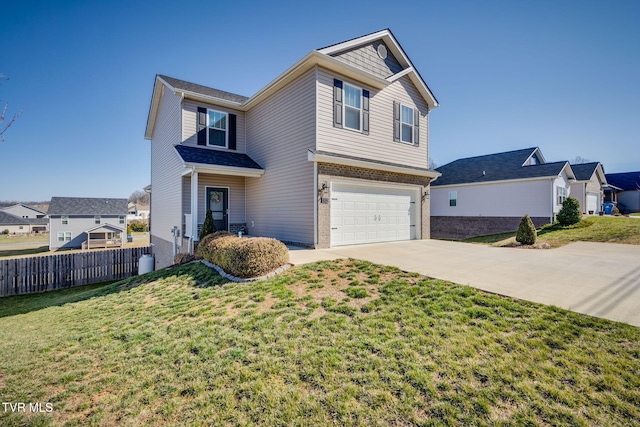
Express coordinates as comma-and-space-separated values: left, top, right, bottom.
377, 44, 388, 59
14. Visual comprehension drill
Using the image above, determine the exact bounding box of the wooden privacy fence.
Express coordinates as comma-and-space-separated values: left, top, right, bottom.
0, 247, 152, 297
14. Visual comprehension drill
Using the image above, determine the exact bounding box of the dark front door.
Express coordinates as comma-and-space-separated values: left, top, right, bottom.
207, 188, 229, 231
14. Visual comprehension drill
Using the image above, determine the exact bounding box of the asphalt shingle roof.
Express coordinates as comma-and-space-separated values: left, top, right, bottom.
175, 145, 263, 170
570, 162, 601, 181
158, 75, 249, 104
48, 197, 128, 216
433, 147, 569, 186
0, 211, 29, 225
605, 172, 640, 191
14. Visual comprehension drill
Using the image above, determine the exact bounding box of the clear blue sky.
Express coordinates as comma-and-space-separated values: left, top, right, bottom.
1, 0, 638, 201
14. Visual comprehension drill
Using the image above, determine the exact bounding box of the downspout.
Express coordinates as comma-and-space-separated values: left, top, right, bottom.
189, 166, 198, 254
550, 179, 555, 224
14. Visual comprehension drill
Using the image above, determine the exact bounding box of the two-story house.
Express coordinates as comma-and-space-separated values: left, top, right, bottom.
145, 29, 440, 268
48, 197, 128, 250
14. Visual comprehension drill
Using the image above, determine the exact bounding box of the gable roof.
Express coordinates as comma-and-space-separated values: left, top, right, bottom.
175, 145, 264, 177
48, 197, 128, 216
146, 29, 438, 139
605, 171, 640, 191
570, 162, 607, 184
433, 147, 575, 187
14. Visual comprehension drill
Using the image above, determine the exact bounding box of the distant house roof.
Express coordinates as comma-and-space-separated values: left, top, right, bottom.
605, 171, 640, 191
433, 147, 574, 187
570, 162, 607, 185
48, 197, 128, 216
157, 75, 249, 105
0, 211, 29, 225
175, 145, 263, 170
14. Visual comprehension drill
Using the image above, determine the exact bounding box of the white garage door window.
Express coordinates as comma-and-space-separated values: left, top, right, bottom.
331, 183, 418, 246
587, 193, 598, 214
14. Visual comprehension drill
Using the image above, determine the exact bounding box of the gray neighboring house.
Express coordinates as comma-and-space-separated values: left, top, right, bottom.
145, 29, 441, 268
605, 171, 640, 213
48, 197, 128, 249
430, 147, 576, 239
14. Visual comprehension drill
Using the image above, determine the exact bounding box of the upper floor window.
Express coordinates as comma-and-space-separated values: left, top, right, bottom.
343, 83, 362, 131
208, 110, 228, 147
94, 216, 101, 225
401, 105, 414, 144
61, 215, 68, 225
333, 78, 369, 135
119, 215, 125, 224
393, 101, 420, 145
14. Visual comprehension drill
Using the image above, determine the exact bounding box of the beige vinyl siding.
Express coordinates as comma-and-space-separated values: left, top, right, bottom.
182, 99, 246, 152
316, 68, 430, 169
431, 180, 553, 219
150, 85, 184, 250
182, 174, 246, 226
245, 68, 316, 244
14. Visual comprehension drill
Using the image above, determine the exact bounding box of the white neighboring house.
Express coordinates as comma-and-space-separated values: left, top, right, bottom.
569, 163, 607, 215
127, 202, 150, 221
430, 147, 576, 239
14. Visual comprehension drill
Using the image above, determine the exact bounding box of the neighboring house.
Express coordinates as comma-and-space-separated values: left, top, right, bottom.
127, 202, 150, 220
604, 171, 640, 213
0, 204, 49, 234
569, 162, 607, 215
430, 147, 576, 239
48, 197, 128, 249
145, 29, 440, 268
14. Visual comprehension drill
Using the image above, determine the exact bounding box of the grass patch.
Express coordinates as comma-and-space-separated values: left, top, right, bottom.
0, 259, 638, 425
464, 216, 640, 247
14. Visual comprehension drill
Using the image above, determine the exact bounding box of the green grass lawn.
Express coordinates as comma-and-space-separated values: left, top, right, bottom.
464, 216, 640, 247
0, 259, 638, 426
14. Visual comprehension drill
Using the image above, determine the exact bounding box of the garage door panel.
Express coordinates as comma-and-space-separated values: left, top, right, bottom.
331, 183, 418, 246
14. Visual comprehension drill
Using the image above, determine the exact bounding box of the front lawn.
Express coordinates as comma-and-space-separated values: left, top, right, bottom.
0, 260, 638, 426
465, 216, 640, 247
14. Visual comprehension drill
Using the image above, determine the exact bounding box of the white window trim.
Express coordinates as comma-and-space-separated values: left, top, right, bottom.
206, 108, 229, 148
557, 186, 567, 205
400, 103, 415, 145
343, 82, 362, 132
449, 191, 457, 207
119, 215, 125, 224
94, 216, 101, 225
57, 231, 71, 242
61, 215, 68, 225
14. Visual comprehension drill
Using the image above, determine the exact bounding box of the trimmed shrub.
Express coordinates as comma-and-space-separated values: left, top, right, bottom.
199, 235, 289, 278
129, 220, 147, 232
199, 209, 217, 241
196, 231, 235, 260
516, 214, 537, 245
557, 196, 582, 226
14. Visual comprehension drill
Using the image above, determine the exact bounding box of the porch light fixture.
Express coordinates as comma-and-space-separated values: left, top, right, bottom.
318, 182, 328, 195
422, 190, 430, 201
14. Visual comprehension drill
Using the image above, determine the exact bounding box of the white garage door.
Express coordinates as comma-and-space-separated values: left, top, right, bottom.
331, 183, 418, 246
587, 193, 598, 214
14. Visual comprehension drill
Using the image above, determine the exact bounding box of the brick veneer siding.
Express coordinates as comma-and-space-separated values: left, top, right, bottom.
431, 216, 551, 240
317, 163, 432, 248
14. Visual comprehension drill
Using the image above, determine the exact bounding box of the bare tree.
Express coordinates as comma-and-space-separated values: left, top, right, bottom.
0, 74, 21, 142
429, 158, 438, 169
571, 156, 591, 164
129, 190, 150, 205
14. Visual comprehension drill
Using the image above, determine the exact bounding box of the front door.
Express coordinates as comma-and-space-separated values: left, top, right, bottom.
207, 188, 229, 231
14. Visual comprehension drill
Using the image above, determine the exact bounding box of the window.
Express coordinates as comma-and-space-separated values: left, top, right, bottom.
94, 216, 101, 225
57, 232, 71, 242
401, 105, 414, 143
61, 215, 68, 225
449, 191, 457, 207
119, 215, 125, 224
207, 110, 227, 147
343, 83, 362, 131
557, 187, 567, 205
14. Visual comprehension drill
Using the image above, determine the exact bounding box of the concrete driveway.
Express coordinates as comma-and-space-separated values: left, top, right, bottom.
288, 240, 640, 327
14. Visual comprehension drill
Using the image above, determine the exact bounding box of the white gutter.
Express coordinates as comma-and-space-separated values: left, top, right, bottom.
181, 163, 265, 178
432, 175, 560, 189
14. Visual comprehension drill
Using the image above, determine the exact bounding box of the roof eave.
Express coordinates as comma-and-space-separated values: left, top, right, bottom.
432, 175, 564, 189
182, 163, 265, 178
